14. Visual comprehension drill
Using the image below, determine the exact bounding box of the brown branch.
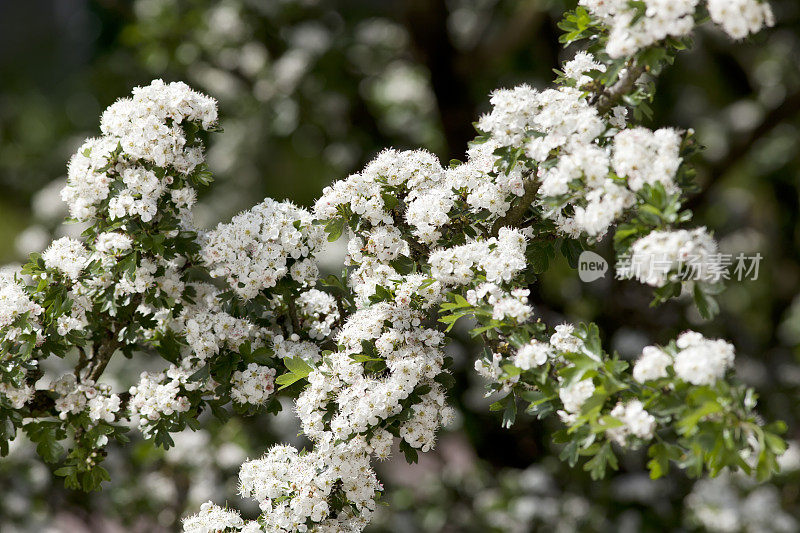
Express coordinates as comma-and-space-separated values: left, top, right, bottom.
491, 175, 539, 236
74, 346, 89, 378
86, 335, 122, 384
284, 291, 301, 334
595, 63, 646, 115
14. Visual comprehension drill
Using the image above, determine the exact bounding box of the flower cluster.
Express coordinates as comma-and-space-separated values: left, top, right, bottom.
476, 75, 690, 240
512, 339, 554, 370
579, 0, 698, 58
673, 331, 735, 386
296, 289, 340, 340
563, 51, 607, 87
429, 228, 527, 285
550, 323, 585, 353
182, 501, 256, 533
469, 283, 533, 323
404, 140, 528, 244
315, 149, 443, 226
632, 345, 673, 383
94, 232, 133, 264
179, 304, 269, 364
634, 331, 735, 386
479, 85, 603, 159
236, 442, 378, 532
611, 127, 682, 194
42, 237, 90, 280
272, 334, 322, 362
539, 140, 634, 239
559, 378, 596, 415
0, 381, 34, 409
296, 302, 450, 447
579, 0, 774, 58
0, 272, 44, 352
52, 374, 122, 423
128, 366, 194, 436
62, 79, 218, 222
201, 198, 324, 300
100, 79, 217, 170
617, 227, 720, 287
707, 0, 775, 40
230, 363, 276, 405
605, 400, 657, 445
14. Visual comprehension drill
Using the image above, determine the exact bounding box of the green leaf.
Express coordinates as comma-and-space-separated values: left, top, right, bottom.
369, 284, 393, 303
390, 255, 415, 275
188, 364, 210, 383
277, 357, 314, 390
526, 241, 554, 274
584, 442, 618, 480
560, 239, 583, 269
24, 421, 65, 464
646, 442, 679, 479
677, 401, 722, 436
502, 395, 517, 428
82, 466, 111, 492
324, 218, 345, 242
54, 465, 80, 489
559, 440, 580, 467
434, 372, 456, 389
399, 440, 419, 464
693, 283, 720, 320
284, 356, 313, 377
381, 191, 399, 211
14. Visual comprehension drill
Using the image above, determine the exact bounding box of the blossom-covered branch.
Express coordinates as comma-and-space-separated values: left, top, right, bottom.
0, 1, 784, 532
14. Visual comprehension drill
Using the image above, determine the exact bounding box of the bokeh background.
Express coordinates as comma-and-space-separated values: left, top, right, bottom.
1, 0, 800, 531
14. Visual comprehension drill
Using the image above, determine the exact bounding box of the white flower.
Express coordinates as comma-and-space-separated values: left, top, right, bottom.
707, 0, 775, 40
42, 237, 90, 280
237, 442, 380, 532
202, 198, 324, 300
673, 331, 735, 385
513, 340, 554, 370
429, 228, 527, 286
128, 367, 192, 436
563, 51, 607, 86
62, 80, 217, 224
550, 324, 584, 353
619, 227, 719, 287
612, 127, 682, 193
182, 501, 244, 533
95, 232, 133, 255
231, 363, 276, 405
559, 379, 595, 413
633, 345, 673, 382
88, 393, 122, 423
0, 274, 43, 330
606, 399, 657, 445
579, 0, 699, 58
0, 381, 34, 409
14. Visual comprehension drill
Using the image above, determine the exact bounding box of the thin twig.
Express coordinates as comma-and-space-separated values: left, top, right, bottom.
285, 290, 301, 334
595, 63, 646, 115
